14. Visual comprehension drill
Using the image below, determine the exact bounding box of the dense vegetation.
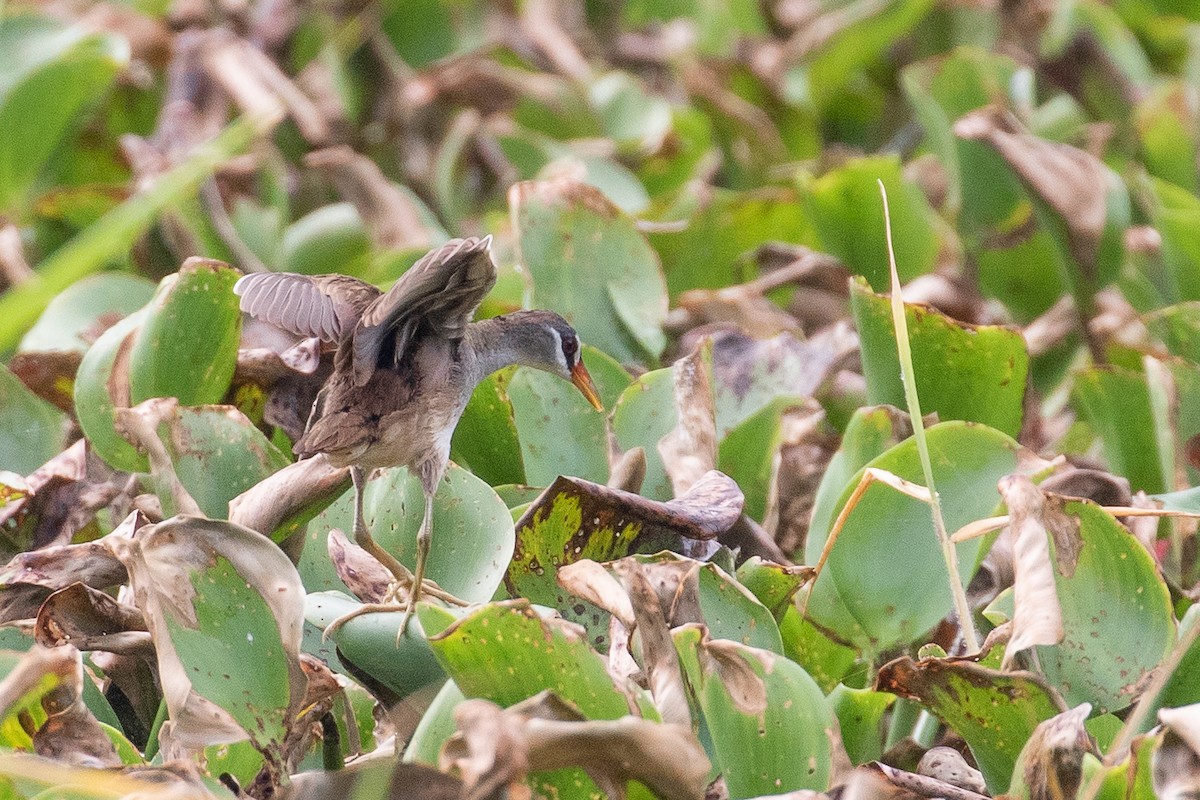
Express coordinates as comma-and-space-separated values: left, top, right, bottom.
2, 0, 1200, 798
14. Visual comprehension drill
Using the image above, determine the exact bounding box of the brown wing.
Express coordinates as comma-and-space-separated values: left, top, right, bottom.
234, 272, 380, 342
350, 236, 496, 386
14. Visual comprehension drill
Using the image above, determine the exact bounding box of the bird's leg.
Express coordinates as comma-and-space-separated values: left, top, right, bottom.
348, 466, 415, 586
396, 490, 435, 638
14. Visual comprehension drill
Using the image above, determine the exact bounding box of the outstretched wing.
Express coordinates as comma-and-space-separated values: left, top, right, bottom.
234, 272, 380, 342
351, 236, 496, 386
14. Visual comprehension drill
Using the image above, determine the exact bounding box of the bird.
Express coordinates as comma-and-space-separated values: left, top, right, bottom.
234, 236, 603, 636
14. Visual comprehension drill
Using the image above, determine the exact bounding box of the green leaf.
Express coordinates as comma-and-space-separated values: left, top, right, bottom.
611, 367, 676, 501
512, 178, 668, 364
504, 479, 684, 649
1136, 82, 1199, 193
0, 366, 65, 475
421, 600, 629, 717
508, 345, 631, 486
0, 17, 128, 213
1072, 366, 1167, 493
304, 592, 446, 699
153, 405, 291, 519
804, 155, 938, 291
829, 685, 894, 765
718, 396, 796, 521
278, 203, 372, 277
876, 655, 1064, 793
403, 679, 464, 765
804, 422, 1024, 654
17, 273, 155, 356
734, 557, 810, 623
851, 277, 1029, 438
1033, 498, 1175, 714
674, 625, 836, 798
128, 261, 241, 406
1141, 176, 1200, 303
451, 370, 524, 487
73, 309, 149, 473
110, 516, 305, 765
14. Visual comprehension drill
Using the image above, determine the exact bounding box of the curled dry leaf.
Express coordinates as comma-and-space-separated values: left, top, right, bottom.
33, 646, 122, 769
115, 397, 203, 519
999, 475, 1064, 668
441, 692, 710, 800
0, 510, 140, 624
613, 559, 690, 727
228, 453, 351, 543
916, 747, 985, 794
607, 445, 648, 494
869, 761, 988, 800
327, 528, 392, 604
34, 581, 150, 656
658, 341, 717, 497
953, 106, 1108, 273
1013, 703, 1094, 800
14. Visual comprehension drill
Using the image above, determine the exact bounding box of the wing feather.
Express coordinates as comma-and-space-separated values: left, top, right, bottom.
234, 272, 380, 342
351, 236, 496, 386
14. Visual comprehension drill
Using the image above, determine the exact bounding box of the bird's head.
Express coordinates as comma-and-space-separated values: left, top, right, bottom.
499, 310, 603, 411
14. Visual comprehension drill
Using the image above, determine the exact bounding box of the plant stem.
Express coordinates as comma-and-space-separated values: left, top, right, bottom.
878, 180, 980, 654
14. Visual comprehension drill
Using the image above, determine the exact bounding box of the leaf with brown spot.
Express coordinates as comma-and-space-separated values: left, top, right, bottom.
874, 654, 1065, 793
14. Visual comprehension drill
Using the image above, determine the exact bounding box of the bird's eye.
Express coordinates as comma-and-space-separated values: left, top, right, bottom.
562, 335, 579, 360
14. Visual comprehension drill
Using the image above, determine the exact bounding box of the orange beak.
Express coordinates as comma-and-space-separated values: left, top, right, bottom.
570, 362, 604, 411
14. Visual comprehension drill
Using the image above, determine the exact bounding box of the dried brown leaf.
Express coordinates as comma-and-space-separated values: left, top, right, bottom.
34, 582, 150, 656
954, 107, 1108, 272
999, 475, 1064, 667
228, 453, 351, 543
613, 560, 690, 727
1020, 703, 1095, 800
328, 528, 392, 604
658, 342, 717, 497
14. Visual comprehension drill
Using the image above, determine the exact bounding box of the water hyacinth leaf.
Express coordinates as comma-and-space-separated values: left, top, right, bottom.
0, 367, 65, 476
778, 606, 860, 694
1145, 302, 1200, 362
73, 309, 149, 473
304, 592, 445, 699
876, 655, 1065, 793
804, 422, 1024, 654
829, 685, 895, 765
807, 405, 908, 545
612, 367, 677, 501
1072, 366, 1167, 493
508, 345, 631, 487
851, 277, 1029, 438
511, 177, 668, 364
278, 203, 373, 278
804, 155, 938, 291
127, 260, 242, 407
152, 405, 292, 519
450, 369, 524, 487
404, 679, 466, 766
0, 17, 128, 214
505, 472, 743, 649
734, 557, 812, 623
718, 396, 797, 521
1033, 498, 1175, 714
421, 600, 629, 717
11, 273, 155, 409
1157, 604, 1200, 712
105, 517, 305, 764
673, 625, 837, 798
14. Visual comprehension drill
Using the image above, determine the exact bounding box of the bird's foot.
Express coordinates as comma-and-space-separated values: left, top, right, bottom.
321, 580, 471, 644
